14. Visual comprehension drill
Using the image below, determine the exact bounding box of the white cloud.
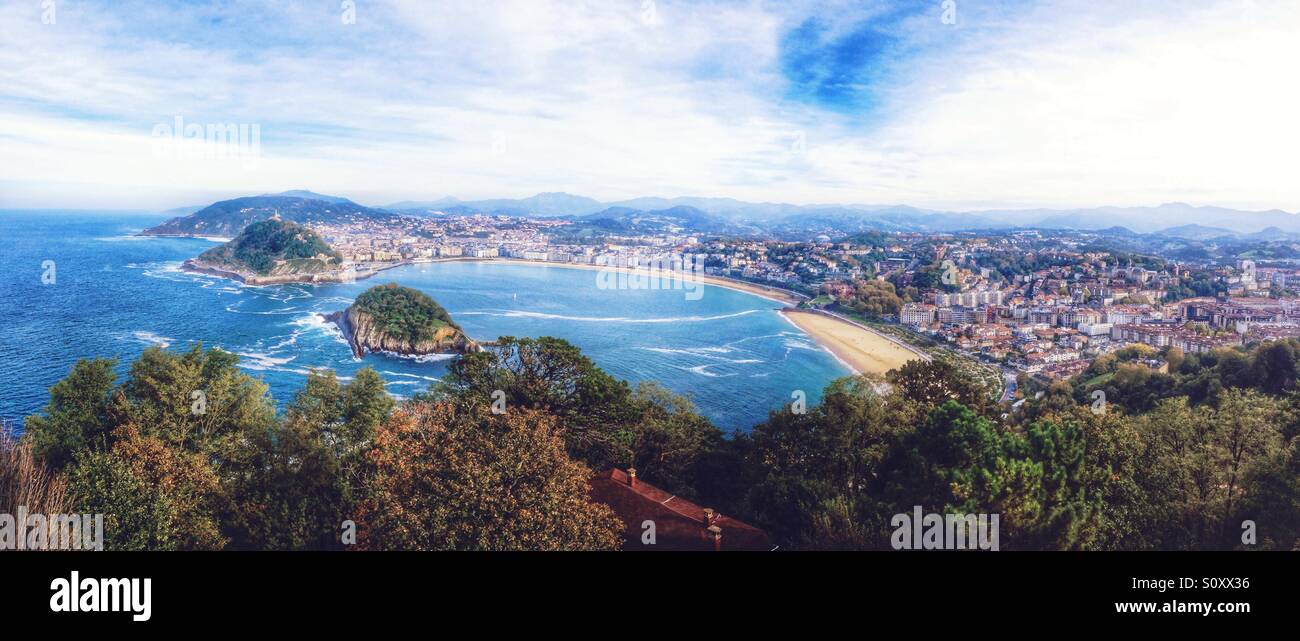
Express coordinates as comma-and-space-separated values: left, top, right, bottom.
0, 0, 1296, 212
806, 0, 1300, 211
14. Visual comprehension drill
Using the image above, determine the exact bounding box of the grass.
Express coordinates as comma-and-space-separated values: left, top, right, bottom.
0, 426, 69, 517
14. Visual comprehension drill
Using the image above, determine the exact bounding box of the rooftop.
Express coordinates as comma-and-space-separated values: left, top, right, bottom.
589, 468, 774, 552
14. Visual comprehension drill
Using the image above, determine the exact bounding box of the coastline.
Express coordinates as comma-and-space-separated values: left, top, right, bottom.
779, 308, 924, 376
323, 309, 364, 359
181, 250, 924, 377
180, 258, 407, 286
179, 253, 805, 305
444, 257, 808, 306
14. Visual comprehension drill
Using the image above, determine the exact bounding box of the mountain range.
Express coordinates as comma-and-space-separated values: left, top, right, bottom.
377, 195, 1300, 236
143, 190, 1300, 240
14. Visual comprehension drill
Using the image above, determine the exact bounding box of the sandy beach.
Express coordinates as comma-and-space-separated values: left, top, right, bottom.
780, 309, 922, 376
183, 252, 915, 377
435, 259, 930, 377
467, 258, 925, 378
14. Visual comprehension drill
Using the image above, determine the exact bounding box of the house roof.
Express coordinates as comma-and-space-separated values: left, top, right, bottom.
589, 468, 775, 552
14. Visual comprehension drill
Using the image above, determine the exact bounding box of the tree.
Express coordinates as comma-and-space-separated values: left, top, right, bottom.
1240, 438, 1300, 549
1044, 407, 1161, 550
887, 357, 995, 417
434, 336, 640, 469
358, 401, 622, 550
223, 408, 345, 550
23, 358, 117, 469
625, 382, 722, 498
746, 374, 911, 548
67, 425, 226, 551
848, 279, 902, 317
1251, 340, 1298, 395
1213, 389, 1282, 541
113, 345, 276, 461
223, 368, 392, 550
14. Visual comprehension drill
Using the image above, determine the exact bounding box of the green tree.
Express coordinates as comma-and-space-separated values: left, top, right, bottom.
114, 345, 276, 461
358, 401, 623, 550
23, 358, 117, 469
1213, 389, 1282, 541
746, 375, 907, 548
68, 425, 226, 551
625, 382, 722, 498
434, 336, 640, 468
887, 357, 996, 417
223, 368, 392, 550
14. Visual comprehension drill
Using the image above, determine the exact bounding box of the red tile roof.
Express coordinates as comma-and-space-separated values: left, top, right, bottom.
589, 468, 775, 551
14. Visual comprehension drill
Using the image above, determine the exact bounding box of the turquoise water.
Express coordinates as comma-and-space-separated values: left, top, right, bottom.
0, 211, 849, 431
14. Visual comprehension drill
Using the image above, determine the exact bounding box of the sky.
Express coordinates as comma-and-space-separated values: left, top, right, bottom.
0, 0, 1297, 212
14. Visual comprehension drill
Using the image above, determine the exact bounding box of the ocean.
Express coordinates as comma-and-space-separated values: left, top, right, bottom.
0, 211, 850, 432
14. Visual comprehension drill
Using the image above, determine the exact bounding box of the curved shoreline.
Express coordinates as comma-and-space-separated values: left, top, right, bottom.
428, 257, 808, 306
179, 253, 807, 305
441, 259, 924, 377
180, 258, 407, 286
779, 308, 926, 376
181, 253, 922, 378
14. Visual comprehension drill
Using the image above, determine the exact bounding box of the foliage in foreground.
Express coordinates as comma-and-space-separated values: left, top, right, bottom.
11, 334, 1300, 550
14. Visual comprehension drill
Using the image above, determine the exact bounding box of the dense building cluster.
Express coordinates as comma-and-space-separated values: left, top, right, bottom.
298, 213, 1300, 387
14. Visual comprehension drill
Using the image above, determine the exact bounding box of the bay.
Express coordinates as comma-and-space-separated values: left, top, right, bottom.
0, 211, 849, 431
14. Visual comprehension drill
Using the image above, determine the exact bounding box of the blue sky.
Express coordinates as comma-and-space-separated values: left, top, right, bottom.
1, 0, 1297, 212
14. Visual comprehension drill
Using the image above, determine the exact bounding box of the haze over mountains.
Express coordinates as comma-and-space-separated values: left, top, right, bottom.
379, 194, 1300, 236
143, 190, 1300, 240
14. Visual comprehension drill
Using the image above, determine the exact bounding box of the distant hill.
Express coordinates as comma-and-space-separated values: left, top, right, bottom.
142, 191, 399, 237
1153, 224, 1239, 241
262, 190, 355, 204
385, 192, 605, 218
193, 219, 342, 277
1096, 226, 1139, 237
379, 197, 462, 215
156, 190, 1300, 239
1243, 226, 1300, 242
1024, 203, 1300, 235
573, 205, 759, 236
159, 204, 205, 216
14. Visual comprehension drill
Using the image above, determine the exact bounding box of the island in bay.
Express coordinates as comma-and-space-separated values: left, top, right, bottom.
182, 218, 366, 285
325, 283, 480, 359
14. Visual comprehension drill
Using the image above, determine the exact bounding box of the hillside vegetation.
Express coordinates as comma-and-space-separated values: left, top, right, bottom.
198, 219, 341, 276
352, 283, 458, 342
142, 192, 399, 237
11, 331, 1300, 550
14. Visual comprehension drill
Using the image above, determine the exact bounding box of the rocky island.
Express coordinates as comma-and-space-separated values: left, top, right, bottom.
326, 283, 480, 359
182, 218, 362, 285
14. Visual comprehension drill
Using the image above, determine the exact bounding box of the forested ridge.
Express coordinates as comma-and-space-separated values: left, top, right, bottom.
5, 333, 1300, 550
198, 219, 341, 275
351, 283, 457, 342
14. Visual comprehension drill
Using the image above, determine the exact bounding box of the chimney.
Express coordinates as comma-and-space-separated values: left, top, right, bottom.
626, 467, 637, 488
707, 525, 722, 551
703, 508, 717, 527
